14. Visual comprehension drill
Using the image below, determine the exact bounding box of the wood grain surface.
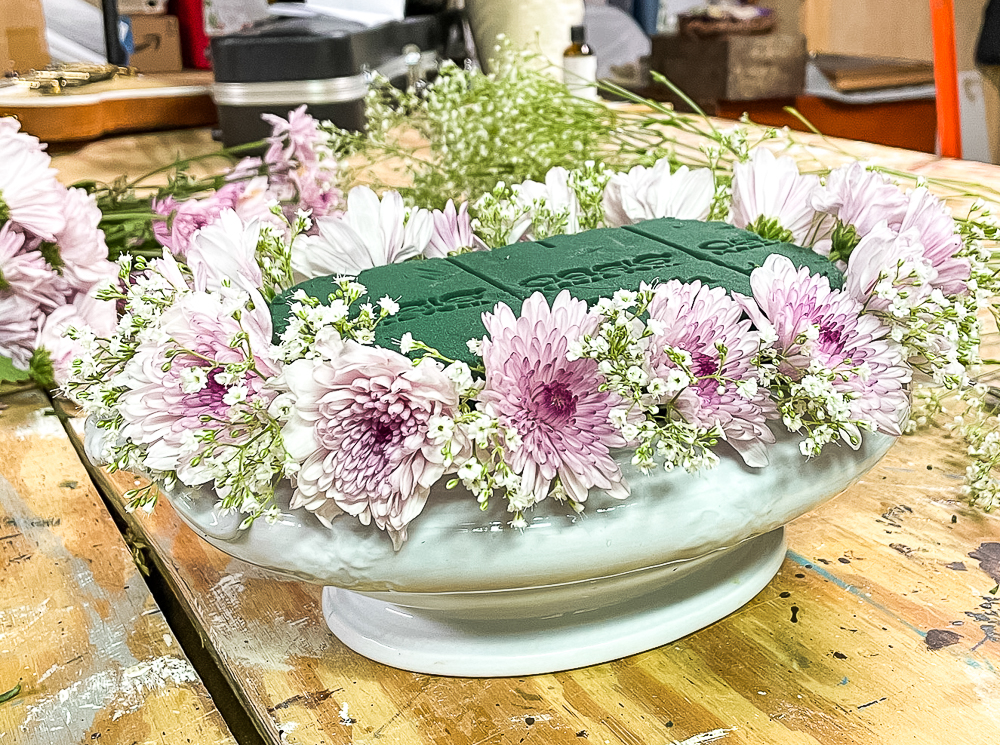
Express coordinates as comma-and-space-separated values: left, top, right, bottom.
37, 125, 1000, 744
0, 389, 236, 744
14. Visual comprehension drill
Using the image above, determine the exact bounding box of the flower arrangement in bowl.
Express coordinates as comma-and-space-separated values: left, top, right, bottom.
8, 46, 997, 675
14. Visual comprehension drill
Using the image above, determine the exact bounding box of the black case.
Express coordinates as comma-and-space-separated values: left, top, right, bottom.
211, 14, 440, 148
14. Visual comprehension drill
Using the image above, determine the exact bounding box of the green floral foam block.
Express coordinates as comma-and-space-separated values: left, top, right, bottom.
270, 218, 843, 365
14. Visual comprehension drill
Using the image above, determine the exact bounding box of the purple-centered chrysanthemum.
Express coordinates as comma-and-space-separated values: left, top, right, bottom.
118, 288, 279, 485
646, 280, 775, 467
478, 290, 630, 504
745, 254, 910, 436
281, 341, 467, 548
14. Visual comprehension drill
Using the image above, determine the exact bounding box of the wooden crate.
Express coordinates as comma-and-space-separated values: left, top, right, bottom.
649, 33, 806, 108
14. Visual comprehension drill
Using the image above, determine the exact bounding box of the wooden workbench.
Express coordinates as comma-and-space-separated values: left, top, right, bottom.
2, 127, 999, 744
0, 388, 237, 743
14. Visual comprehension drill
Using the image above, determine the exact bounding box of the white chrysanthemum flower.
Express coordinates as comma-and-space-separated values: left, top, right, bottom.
290, 186, 432, 281
186, 209, 264, 295
728, 147, 825, 246
603, 159, 714, 227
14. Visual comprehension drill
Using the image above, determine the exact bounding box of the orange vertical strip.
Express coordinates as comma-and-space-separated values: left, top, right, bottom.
930, 0, 962, 158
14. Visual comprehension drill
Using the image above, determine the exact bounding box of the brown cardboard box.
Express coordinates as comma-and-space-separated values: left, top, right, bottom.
129, 14, 183, 73
0, 0, 50, 74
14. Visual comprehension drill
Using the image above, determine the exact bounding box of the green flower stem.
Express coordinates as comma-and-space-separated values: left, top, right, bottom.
97, 212, 166, 222
123, 139, 266, 189
0, 683, 21, 705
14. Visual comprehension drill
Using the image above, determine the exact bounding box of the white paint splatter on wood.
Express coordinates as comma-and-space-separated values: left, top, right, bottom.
672, 729, 733, 745
20, 656, 198, 732
13, 408, 67, 440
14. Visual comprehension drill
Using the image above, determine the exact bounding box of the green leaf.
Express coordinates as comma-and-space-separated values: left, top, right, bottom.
0, 682, 21, 705
0, 355, 31, 385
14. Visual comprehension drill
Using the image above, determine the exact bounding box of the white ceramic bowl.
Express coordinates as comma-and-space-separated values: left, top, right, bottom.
163, 427, 897, 676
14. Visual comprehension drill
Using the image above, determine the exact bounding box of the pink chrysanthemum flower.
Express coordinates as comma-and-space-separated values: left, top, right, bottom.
288, 160, 342, 220
603, 160, 714, 227
153, 188, 241, 257
262, 105, 321, 168
478, 290, 630, 505
844, 223, 932, 311
0, 117, 43, 151
745, 254, 910, 439
425, 200, 486, 258
281, 340, 467, 549
0, 292, 41, 370
811, 162, 909, 234
36, 289, 117, 389
56, 187, 116, 293
118, 288, 279, 486
897, 187, 970, 296
0, 222, 66, 311
728, 147, 826, 246
646, 280, 775, 467
809, 162, 909, 264
0, 134, 67, 241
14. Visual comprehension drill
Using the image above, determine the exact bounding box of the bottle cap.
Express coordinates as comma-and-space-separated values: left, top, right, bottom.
570, 25, 585, 44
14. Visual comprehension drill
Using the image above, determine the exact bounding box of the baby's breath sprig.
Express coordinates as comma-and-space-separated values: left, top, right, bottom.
471, 181, 532, 247
569, 160, 613, 232
756, 345, 871, 457
255, 207, 308, 301
276, 279, 400, 363
320, 39, 624, 208
574, 289, 731, 473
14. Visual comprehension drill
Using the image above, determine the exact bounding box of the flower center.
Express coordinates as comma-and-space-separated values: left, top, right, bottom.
817, 321, 845, 356
370, 419, 398, 447
184, 367, 230, 417
691, 352, 717, 378
531, 381, 578, 427
0, 192, 8, 224
747, 214, 794, 244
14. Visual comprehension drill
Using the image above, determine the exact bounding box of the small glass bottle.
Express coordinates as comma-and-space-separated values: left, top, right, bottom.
562, 25, 597, 101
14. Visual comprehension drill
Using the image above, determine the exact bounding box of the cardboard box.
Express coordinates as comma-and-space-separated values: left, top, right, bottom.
0, 0, 50, 74
129, 14, 183, 73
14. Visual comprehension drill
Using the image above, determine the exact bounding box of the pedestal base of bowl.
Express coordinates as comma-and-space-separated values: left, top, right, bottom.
322, 526, 787, 677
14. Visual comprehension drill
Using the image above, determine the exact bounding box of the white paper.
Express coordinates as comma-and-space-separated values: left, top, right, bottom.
270, 0, 406, 28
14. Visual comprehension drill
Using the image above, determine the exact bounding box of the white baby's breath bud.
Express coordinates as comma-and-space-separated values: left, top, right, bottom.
180, 366, 208, 393
223, 382, 248, 407
399, 332, 415, 354
736, 377, 759, 399
378, 296, 400, 315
